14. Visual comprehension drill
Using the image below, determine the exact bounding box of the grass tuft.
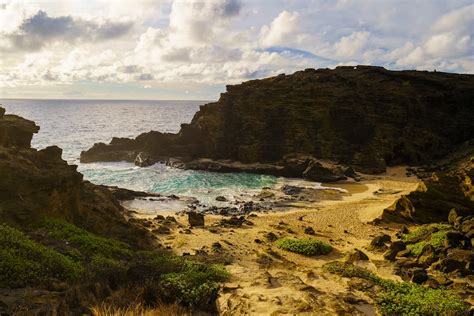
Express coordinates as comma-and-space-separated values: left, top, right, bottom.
275, 237, 332, 256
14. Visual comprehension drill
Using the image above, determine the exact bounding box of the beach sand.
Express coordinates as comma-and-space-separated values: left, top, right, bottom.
139, 167, 420, 315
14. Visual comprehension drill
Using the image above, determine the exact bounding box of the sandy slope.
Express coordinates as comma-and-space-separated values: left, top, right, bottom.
146, 167, 419, 315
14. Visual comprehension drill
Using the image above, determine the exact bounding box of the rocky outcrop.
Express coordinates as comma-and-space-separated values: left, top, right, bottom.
377, 141, 474, 223
0, 107, 155, 248
81, 66, 474, 177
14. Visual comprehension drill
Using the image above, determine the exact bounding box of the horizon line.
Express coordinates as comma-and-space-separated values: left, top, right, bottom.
0, 97, 216, 102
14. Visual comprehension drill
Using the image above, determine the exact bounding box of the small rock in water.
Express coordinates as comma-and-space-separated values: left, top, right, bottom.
216, 196, 228, 202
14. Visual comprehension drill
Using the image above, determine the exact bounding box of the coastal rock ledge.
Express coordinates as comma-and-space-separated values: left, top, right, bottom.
81, 66, 474, 180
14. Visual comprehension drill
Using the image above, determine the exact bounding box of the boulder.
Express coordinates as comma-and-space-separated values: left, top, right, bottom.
346, 249, 369, 263
370, 234, 391, 249
187, 212, 204, 227
411, 268, 428, 284
444, 231, 468, 248
134, 152, 154, 167
389, 241, 406, 253
433, 258, 466, 273
384, 249, 398, 261
302, 159, 350, 182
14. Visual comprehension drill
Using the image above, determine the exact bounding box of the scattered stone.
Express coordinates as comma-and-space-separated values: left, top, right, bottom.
448, 208, 459, 225
411, 268, 428, 284
304, 227, 315, 235
154, 215, 165, 221
343, 230, 349, 234
444, 231, 467, 248
397, 249, 411, 258
417, 245, 437, 266
282, 185, 304, 195
216, 196, 228, 202
187, 212, 205, 227
383, 249, 398, 261
346, 249, 369, 263
396, 225, 409, 238
265, 232, 278, 242
152, 225, 171, 235
433, 258, 466, 273
165, 216, 178, 224
254, 239, 263, 244
370, 234, 391, 249
212, 242, 223, 251
220, 216, 246, 227
389, 241, 406, 252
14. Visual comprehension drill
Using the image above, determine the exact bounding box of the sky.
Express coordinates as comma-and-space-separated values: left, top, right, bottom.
0, 0, 473, 100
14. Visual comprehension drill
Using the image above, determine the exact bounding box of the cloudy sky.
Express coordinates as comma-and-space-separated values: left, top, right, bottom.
1, 0, 473, 100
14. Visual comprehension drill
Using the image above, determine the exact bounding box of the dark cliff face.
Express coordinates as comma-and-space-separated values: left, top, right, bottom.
0, 107, 153, 248
80, 66, 474, 174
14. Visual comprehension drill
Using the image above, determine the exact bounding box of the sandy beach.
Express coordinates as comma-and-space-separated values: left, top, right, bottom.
131, 167, 420, 315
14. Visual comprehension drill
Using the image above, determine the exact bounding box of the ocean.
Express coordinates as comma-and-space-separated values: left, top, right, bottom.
2, 99, 283, 205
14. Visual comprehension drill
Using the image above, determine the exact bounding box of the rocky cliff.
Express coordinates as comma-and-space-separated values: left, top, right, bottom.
0, 106, 154, 248
81, 66, 474, 177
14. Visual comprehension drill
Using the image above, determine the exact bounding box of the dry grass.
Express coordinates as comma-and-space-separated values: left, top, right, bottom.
90, 302, 189, 316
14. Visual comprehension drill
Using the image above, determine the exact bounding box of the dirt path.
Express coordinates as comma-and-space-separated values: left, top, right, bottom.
146, 167, 419, 315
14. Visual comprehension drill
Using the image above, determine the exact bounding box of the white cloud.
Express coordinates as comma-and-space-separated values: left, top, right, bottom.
259, 11, 300, 47
334, 31, 370, 58
0, 0, 473, 99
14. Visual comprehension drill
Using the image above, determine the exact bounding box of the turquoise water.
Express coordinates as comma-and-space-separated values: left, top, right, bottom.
2, 99, 280, 204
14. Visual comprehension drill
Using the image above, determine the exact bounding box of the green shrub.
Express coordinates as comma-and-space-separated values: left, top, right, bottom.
407, 230, 450, 256
402, 223, 452, 242
322, 262, 381, 284
275, 238, 332, 256
377, 280, 469, 315
0, 224, 83, 288
323, 261, 469, 316
159, 261, 229, 308
40, 218, 132, 260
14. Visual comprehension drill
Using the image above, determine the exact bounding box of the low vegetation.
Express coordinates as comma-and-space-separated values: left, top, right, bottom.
0, 224, 83, 288
402, 223, 452, 242
0, 219, 229, 311
323, 262, 469, 316
275, 237, 332, 256
402, 223, 453, 256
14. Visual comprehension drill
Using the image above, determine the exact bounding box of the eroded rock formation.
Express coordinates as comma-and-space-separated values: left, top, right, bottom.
81, 66, 474, 179
0, 106, 154, 248
378, 141, 474, 223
